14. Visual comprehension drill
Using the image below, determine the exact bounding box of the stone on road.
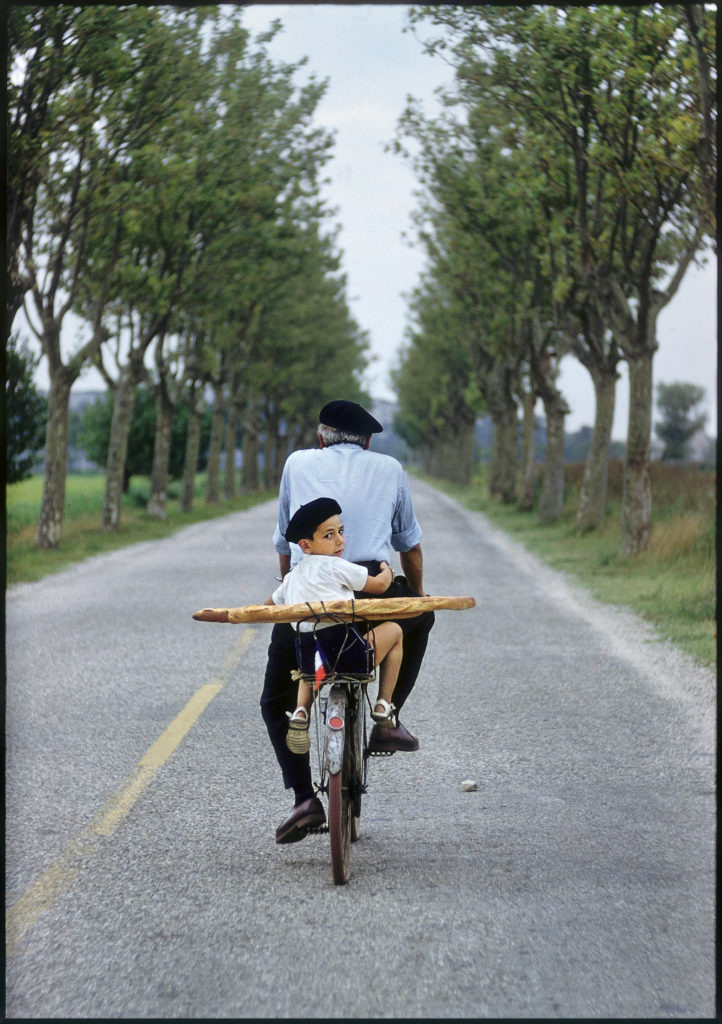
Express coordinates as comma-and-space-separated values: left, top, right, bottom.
5, 479, 714, 1018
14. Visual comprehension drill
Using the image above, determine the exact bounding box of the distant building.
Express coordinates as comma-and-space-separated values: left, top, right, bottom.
686, 427, 716, 464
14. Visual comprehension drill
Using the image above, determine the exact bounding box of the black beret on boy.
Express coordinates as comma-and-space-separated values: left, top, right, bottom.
319, 399, 383, 435
284, 497, 342, 544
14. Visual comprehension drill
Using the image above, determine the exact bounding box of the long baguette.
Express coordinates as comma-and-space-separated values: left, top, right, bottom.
193, 595, 475, 625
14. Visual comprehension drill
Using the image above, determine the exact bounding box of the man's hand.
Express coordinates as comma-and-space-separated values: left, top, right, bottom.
363, 560, 394, 596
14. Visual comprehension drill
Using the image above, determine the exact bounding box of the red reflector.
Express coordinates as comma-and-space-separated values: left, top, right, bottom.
328, 715, 344, 730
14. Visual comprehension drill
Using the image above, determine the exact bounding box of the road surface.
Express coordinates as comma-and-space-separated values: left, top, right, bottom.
5, 478, 715, 1018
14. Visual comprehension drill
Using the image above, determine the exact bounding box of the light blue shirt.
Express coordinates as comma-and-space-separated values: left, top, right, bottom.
273, 444, 423, 568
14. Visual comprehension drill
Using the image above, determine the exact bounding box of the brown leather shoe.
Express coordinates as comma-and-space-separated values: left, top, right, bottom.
275, 796, 326, 844
367, 720, 419, 754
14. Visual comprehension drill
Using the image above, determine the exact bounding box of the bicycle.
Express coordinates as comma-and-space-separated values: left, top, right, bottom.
295, 609, 378, 885
193, 592, 476, 885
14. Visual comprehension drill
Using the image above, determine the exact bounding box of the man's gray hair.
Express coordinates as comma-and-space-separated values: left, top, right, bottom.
318, 423, 368, 447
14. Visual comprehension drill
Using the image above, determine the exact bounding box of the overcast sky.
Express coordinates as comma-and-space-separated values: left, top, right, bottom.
239, 3, 718, 439
27, 3, 717, 440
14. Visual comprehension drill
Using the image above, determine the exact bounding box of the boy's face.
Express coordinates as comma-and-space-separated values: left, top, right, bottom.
300, 513, 346, 557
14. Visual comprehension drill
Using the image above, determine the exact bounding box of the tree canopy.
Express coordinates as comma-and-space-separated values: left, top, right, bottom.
5, 337, 48, 483
8, 6, 368, 541
393, 3, 715, 546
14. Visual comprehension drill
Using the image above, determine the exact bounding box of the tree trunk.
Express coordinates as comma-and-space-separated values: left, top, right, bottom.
35, 366, 74, 549
477, 356, 520, 504
147, 382, 174, 519
488, 407, 518, 503
518, 389, 537, 511
621, 352, 654, 554
538, 397, 566, 523
427, 417, 474, 484
205, 382, 225, 505
265, 406, 288, 490
576, 366, 616, 533
298, 423, 318, 450
241, 398, 260, 493
224, 408, 238, 500
263, 430, 274, 489
271, 428, 287, 490
180, 394, 202, 513
102, 365, 137, 531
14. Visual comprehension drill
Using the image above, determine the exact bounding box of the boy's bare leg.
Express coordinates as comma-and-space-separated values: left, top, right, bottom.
294, 678, 311, 715
365, 622, 403, 708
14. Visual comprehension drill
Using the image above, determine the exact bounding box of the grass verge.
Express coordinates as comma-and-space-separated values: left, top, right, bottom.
6, 474, 275, 586
415, 461, 716, 669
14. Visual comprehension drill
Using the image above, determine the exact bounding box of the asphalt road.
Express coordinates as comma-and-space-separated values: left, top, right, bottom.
5, 478, 715, 1019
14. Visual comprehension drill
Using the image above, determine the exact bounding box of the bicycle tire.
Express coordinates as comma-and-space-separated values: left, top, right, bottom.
350, 697, 364, 843
326, 680, 366, 878
328, 764, 351, 884
351, 813, 361, 843
325, 686, 351, 883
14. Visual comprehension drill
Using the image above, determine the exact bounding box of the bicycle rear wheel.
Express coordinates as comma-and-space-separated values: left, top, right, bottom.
350, 703, 364, 843
328, 762, 351, 884
351, 813, 361, 843
327, 683, 365, 880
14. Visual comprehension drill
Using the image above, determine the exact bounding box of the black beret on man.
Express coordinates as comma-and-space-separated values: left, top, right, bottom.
284, 496, 343, 544
319, 399, 383, 435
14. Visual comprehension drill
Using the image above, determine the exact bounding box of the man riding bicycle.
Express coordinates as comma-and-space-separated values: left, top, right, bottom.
260, 399, 435, 844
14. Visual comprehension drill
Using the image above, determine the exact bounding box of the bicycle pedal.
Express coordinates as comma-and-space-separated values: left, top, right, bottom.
368, 750, 395, 758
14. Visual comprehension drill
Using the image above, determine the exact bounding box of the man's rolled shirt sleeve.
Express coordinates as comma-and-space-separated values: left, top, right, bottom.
390, 473, 423, 552
273, 524, 291, 557
391, 520, 423, 552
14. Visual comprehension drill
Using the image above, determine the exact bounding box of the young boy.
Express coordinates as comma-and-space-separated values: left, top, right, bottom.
266, 496, 403, 755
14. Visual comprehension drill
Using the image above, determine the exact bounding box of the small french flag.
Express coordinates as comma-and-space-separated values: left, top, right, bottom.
314, 640, 327, 690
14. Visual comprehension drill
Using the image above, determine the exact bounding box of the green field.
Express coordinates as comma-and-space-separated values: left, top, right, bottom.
416, 460, 716, 669
6, 474, 274, 586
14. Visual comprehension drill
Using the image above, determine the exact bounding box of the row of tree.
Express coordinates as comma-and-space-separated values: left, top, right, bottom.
8, 323, 710, 486
8, 334, 709, 490
391, 4, 715, 552
7, 6, 369, 548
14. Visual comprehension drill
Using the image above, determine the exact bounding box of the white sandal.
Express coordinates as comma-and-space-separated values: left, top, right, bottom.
371, 698, 395, 724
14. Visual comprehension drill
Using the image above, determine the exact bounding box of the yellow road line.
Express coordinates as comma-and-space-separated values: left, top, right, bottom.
6, 628, 256, 955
